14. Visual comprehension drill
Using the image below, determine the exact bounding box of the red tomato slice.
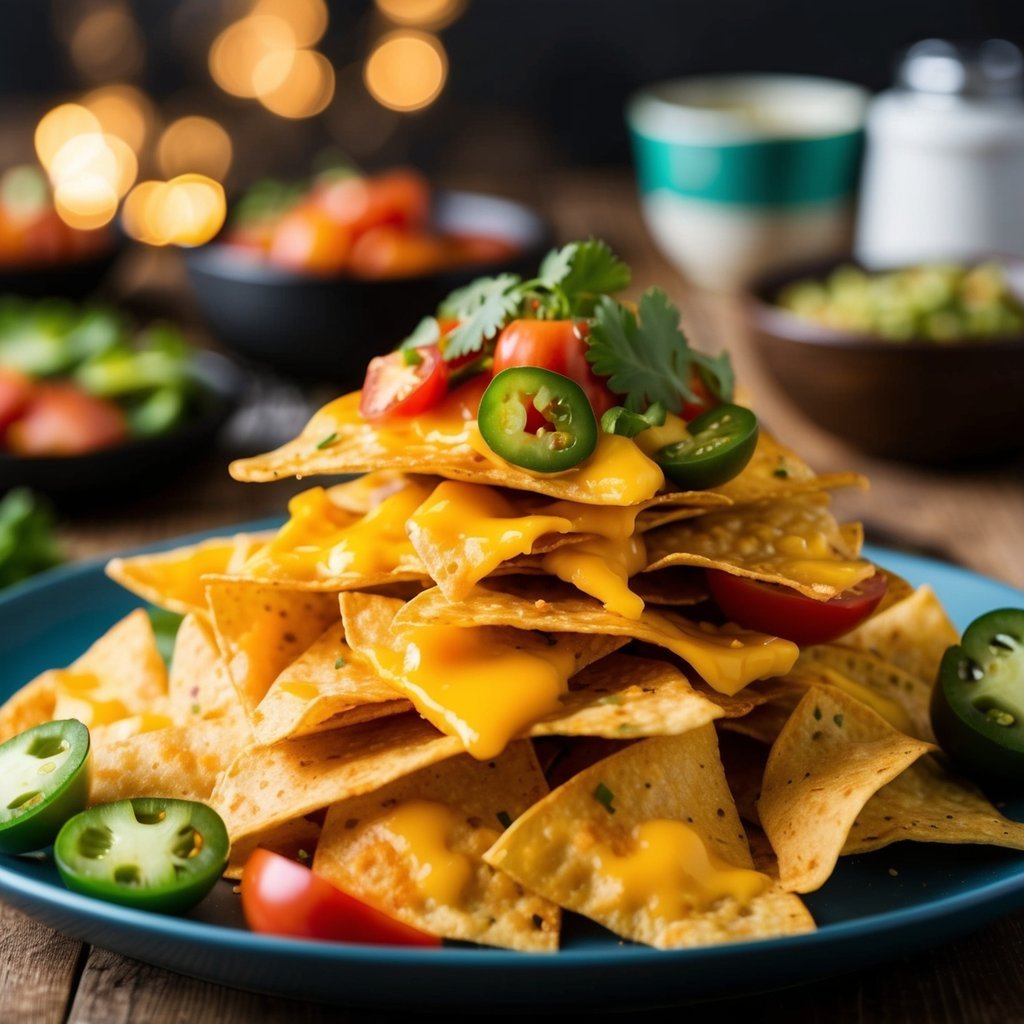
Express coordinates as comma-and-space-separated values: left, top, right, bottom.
6, 382, 128, 456
706, 570, 888, 647
359, 344, 448, 421
240, 849, 439, 947
268, 204, 352, 275
0, 367, 35, 435
491, 319, 619, 418
679, 370, 716, 422
314, 169, 431, 236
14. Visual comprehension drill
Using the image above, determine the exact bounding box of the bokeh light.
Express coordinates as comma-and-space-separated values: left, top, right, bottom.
364, 31, 448, 112
252, 0, 328, 47
209, 15, 297, 99
122, 175, 226, 247
157, 116, 233, 180
69, 2, 145, 81
254, 49, 336, 119
374, 0, 465, 29
53, 175, 119, 230
80, 85, 154, 155
49, 133, 137, 200
34, 104, 101, 171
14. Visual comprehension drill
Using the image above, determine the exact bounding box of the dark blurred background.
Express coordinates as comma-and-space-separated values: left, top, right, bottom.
3, 0, 1023, 187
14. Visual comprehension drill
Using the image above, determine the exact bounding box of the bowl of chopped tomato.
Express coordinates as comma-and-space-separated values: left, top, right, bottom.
745, 257, 1024, 463
182, 168, 550, 384
0, 298, 243, 503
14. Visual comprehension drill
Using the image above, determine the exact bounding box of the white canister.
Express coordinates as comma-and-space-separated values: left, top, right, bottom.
855, 39, 1024, 268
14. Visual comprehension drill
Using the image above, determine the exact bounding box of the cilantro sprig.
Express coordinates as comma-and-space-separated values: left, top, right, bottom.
587, 290, 734, 414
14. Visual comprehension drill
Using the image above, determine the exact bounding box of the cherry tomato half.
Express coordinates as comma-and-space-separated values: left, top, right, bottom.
359, 344, 448, 421
314, 169, 431, 236
6, 382, 129, 456
268, 204, 352, 275
347, 226, 453, 280
492, 319, 619, 418
706, 570, 888, 647
241, 849, 439, 947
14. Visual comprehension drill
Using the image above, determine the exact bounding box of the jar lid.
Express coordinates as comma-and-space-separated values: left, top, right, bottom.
898, 38, 1023, 98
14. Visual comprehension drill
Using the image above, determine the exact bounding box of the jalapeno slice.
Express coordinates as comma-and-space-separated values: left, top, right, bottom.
654, 403, 758, 490
477, 366, 598, 473
54, 797, 230, 914
0, 720, 90, 855
930, 608, 1024, 786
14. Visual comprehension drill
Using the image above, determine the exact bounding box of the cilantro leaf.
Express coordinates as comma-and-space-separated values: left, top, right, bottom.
438, 274, 523, 360
587, 289, 733, 414
600, 401, 666, 437
398, 315, 441, 350
535, 240, 631, 318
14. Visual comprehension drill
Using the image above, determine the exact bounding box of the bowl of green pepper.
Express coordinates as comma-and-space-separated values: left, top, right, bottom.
746, 258, 1024, 463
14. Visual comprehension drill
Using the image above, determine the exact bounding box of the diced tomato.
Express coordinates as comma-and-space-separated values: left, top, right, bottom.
268, 204, 352, 275
447, 233, 519, 267
679, 370, 716, 422
6, 382, 129, 456
240, 849, 439, 947
314, 169, 431, 236
0, 367, 35, 435
347, 226, 454, 280
359, 344, 448, 421
491, 319, 619, 418
706, 570, 889, 647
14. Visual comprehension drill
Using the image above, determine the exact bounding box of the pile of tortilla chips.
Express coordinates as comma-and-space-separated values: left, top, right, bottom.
3, 380, 1023, 955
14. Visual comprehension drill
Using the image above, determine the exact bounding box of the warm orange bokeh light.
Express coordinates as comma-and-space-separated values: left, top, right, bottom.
252, 0, 328, 47
374, 0, 465, 29
157, 116, 233, 181
69, 3, 145, 82
122, 175, 226, 248
364, 31, 448, 112
50, 133, 137, 200
80, 84, 153, 154
54, 174, 119, 230
209, 15, 297, 99
34, 104, 101, 171
254, 49, 336, 119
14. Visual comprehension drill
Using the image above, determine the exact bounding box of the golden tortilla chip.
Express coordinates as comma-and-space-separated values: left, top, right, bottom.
843, 755, 1024, 855
105, 533, 270, 616
0, 674, 57, 743
644, 494, 875, 600
209, 713, 463, 845
630, 567, 708, 607
225, 816, 323, 881
251, 621, 411, 745
341, 591, 628, 758
392, 579, 799, 697
315, 742, 558, 951
167, 613, 240, 725
843, 584, 958, 686
485, 728, 815, 948
790, 644, 934, 742
529, 652, 727, 740
49, 609, 168, 728
205, 580, 339, 716
758, 687, 934, 893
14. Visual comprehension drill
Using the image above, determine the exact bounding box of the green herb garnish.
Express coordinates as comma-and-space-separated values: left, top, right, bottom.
316, 432, 338, 450
601, 401, 666, 438
334, 657, 347, 669
592, 782, 616, 815
0, 488, 63, 590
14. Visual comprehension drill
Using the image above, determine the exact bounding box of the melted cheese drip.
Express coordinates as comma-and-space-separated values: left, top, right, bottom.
369, 625, 579, 758
52, 671, 130, 726
542, 535, 648, 619
408, 481, 572, 576
536, 499, 642, 540
247, 480, 431, 582
370, 799, 474, 908
592, 819, 769, 918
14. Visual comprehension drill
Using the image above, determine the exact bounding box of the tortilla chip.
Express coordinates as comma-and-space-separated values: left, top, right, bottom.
758, 687, 934, 893
225, 816, 323, 881
485, 728, 815, 948
843, 584, 958, 686
0, 674, 57, 743
251, 621, 411, 745
790, 644, 934, 742
89, 716, 248, 805
644, 494, 875, 600
167, 613, 241, 724
529, 652, 726, 740
392, 579, 799, 697
209, 713, 463, 845
843, 755, 1024, 855
237, 480, 432, 591
315, 742, 559, 951
49, 609, 168, 728
205, 580, 339, 717
630, 567, 708, 607
341, 591, 628, 756
105, 533, 270, 616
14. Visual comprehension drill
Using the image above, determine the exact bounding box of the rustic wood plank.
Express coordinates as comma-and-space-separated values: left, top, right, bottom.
0, 902, 84, 1024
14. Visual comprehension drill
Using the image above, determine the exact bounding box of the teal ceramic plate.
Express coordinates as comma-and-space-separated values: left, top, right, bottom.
0, 530, 1022, 1010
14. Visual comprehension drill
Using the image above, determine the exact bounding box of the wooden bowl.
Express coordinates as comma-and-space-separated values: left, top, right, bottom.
746, 260, 1024, 463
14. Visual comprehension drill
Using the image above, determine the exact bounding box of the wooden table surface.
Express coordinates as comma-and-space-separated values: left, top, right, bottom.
3, 172, 1024, 1024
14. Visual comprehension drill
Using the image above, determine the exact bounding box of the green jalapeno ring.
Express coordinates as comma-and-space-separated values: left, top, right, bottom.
477, 366, 598, 473
54, 797, 230, 914
0, 719, 91, 856
655, 403, 759, 491
930, 608, 1024, 786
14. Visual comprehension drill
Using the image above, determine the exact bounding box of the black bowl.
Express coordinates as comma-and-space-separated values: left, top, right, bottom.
182, 190, 552, 387
0, 243, 121, 302
0, 350, 245, 507
746, 259, 1024, 464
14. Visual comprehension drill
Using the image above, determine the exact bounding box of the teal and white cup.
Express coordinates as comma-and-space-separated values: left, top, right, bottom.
627, 75, 868, 290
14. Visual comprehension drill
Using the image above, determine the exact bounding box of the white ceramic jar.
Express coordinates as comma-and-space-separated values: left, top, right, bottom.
855, 39, 1024, 268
